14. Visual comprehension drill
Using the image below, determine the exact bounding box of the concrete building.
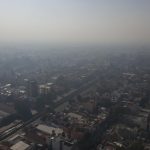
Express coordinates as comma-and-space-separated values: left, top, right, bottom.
10, 141, 30, 150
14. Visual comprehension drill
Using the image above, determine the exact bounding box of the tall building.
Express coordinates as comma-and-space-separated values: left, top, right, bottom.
26, 80, 38, 97
39, 84, 51, 95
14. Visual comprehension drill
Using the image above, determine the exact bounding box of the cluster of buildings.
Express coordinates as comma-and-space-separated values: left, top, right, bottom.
1, 51, 150, 149
94, 71, 150, 150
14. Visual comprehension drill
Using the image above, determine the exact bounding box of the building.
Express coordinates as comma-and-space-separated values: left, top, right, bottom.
36, 124, 63, 136
10, 141, 31, 150
39, 84, 51, 95
26, 80, 38, 97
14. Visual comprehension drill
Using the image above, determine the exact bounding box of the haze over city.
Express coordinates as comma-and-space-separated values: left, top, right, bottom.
0, 1, 150, 150
0, 0, 150, 46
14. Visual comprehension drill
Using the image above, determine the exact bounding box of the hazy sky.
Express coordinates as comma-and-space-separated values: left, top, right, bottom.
0, 0, 150, 45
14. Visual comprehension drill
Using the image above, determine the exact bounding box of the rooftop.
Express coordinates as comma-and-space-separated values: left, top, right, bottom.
10, 141, 30, 150
68, 113, 83, 120
36, 124, 63, 136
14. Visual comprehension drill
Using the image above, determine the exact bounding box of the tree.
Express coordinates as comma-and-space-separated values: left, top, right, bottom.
15, 100, 32, 121
128, 141, 144, 150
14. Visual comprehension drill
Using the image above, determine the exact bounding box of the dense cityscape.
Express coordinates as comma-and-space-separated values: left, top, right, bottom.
0, 47, 150, 150
0, 0, 150, 150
